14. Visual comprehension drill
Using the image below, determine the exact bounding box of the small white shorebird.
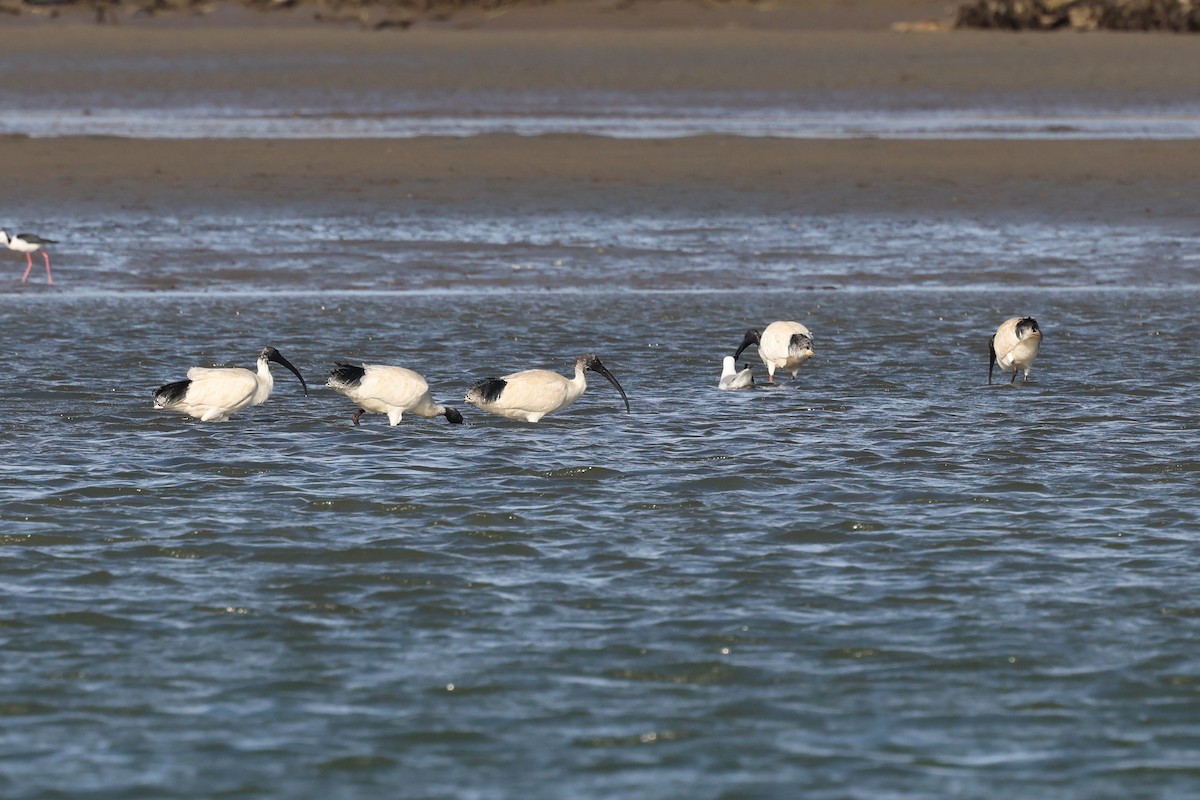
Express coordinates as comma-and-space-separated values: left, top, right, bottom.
1, 230, 56, 285
718, 355, 754, 390
465, 353, 630, 423
734, 321, 815, 383
154, 347, 308, 422
989, 316, 1042, 385
326, 363, 464, 426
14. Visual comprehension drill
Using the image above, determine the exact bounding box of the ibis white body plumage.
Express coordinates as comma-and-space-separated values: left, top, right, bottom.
718, 356, 755, 390
326, 363, 463, 426
989, 316, 1042, 385
465, 353, 630, 423
2, 230, 55, 285
735, 321, 815, 383
154, 347, 308, 422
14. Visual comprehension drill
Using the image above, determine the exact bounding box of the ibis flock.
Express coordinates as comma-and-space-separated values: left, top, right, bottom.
149, 316, 1041, 424
4, 228, 1042, 417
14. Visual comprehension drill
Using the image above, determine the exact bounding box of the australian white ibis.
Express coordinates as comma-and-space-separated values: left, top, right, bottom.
734, 321, 815, 383
989, 316, 1042, 385
718, 356, 755, 390
2, 230, 56, 285
465, 353, 630, 423
154, 347, 308, 422
326, 363, 464, 426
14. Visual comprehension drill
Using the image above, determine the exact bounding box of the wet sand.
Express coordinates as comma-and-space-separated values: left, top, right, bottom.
6, 135, 1200, 224
4, 8, 1200, 225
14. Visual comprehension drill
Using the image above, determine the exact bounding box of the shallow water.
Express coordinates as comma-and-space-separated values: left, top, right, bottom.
7, 105, 1200, 139
3, 201, 1200, 797
4, 31, 1200, 794
6, 211, 1199, 293
3, 42, 1200, 141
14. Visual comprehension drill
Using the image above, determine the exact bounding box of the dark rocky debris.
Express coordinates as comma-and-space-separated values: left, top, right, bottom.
956, 0, 1200, 31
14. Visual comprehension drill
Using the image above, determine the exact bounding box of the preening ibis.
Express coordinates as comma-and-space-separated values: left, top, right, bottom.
326, 363, 464, 426
734, 321, 815, 383
154, 347, 308, 422
465, 353, 630, 423
718, 356, 754, 390
989, 317, 1042, 385
2, 230, 56, 285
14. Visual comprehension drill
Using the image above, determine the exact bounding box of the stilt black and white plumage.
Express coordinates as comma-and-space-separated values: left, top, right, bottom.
2, 230, 56, 285
989, 317, 1042, 385
718, 356, 755, 390
154, 347, 308, 422
326, 363, 464, 426
734, 321, 815, 383
465, 353, 630, 423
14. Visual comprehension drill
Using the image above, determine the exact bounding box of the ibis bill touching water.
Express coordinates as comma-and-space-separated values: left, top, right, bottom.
154, 347, 308, 422
326, 363, 464, 426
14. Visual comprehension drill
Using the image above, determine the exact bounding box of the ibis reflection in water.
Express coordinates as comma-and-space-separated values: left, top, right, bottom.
154, 347, 308, 422
734, 321, 815, 384
326, 363, 464, 426
989, 316, 1042, 385
465, 353, 630, 423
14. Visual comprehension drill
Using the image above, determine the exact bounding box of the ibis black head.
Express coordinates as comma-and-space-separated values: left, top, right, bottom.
260, 347, 309, 396
1016, 317, 1041, 339
734, 328, 761, 361
580, 353, 631, 413
444, 407, 464, 424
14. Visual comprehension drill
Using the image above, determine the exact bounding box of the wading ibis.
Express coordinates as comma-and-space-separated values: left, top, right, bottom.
734, 321, 814, 383
465, 353, 630, 423
154, 347, 308, 422
326, 363, 464, 426
989, 317, 1042, 385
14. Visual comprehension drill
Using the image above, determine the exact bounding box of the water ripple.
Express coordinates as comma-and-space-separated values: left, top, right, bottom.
2, 257, 1200, 798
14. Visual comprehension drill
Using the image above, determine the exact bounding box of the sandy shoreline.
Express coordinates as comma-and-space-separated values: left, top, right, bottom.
4, 11, 1200, 227
6, 135, 1200, 224
5, 26, 1198, 101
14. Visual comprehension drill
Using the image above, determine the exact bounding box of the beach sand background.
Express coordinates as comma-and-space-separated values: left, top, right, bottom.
3, 2, 1200, 226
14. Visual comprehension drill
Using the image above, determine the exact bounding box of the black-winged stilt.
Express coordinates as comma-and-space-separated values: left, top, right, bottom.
2, 230, 56, 285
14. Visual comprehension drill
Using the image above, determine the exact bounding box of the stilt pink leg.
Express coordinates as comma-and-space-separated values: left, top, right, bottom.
21, 253, 33, 283
43, 252, 53, 286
